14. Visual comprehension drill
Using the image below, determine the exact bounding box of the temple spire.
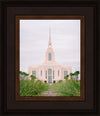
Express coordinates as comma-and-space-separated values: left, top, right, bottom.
48, 27, 52, 47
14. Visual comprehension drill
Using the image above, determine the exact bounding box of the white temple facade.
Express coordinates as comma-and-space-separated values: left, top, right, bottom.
28, 28, 72, 84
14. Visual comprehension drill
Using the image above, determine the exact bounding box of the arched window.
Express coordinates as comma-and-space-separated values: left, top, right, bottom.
48, 53, 52, 61
41, 70, 42, 76
48, 69, 52, 74
53, 71, 54, 79
64, 71, 68, 76
58, 70, 59, 76
45, 71, 47, 79
32, 71, 36, 76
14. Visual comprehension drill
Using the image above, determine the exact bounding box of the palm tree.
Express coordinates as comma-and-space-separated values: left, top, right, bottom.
66, 75, 69, 80
64, 75, 69, 80
19, 71, 23, 75
23, 72, 27, 78
19, 71, 29, 80
74, 71, 80, 80
30, 75, 36, 80
19, 71, 24, 79
25, 72, 29, 76
70, 73, 73, 79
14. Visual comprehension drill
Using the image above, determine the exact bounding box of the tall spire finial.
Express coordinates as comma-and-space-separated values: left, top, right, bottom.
48, 27, 52, 47
49, 27, 51, 41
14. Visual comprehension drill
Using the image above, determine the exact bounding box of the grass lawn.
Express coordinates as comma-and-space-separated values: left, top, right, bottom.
51, 80, 80, 96
20, 80, 50, 96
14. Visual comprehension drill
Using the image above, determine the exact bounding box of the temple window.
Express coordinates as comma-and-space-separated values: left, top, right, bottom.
53, 71, 54, 79
64, 71, 68, 76
45, 71, 47, 79
48, 53, 52, 61
32, 71, 36, 76
58, 70, 59, 76
48, 69, 52, 74
41, 70, 42, 76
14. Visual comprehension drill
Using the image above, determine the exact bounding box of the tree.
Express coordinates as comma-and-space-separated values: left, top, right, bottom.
25, 72, 29, 76
74, 71, 80, 80
19, 71, 23, 75
19, 71, 29, 80
64, 75, 69, 80
70, 73, 74, 79
30, 75, 36, 80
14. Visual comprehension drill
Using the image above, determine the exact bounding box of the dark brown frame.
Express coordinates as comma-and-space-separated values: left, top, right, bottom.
1, 0, 98, 114
15, 15, 85, 101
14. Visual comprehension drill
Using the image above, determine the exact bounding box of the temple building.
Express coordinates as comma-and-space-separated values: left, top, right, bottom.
28, 28, 72, 84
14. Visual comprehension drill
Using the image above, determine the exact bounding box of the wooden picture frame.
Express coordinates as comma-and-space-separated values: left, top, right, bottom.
15, 15, 85, 101
1, 0, 98, 115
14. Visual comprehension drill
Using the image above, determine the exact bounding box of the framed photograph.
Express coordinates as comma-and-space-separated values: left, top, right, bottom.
1, 0, 98, 115
15, 15, 85, 101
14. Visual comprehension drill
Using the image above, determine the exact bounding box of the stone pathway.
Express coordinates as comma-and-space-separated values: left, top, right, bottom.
41, 86, 57, 96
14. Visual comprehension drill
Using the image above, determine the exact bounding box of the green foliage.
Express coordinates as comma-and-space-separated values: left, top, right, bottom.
58, 80, 63, 83
64, 75, 69, 80
70, 73, 74, 79
74, 71, 80, 75
19, 70, 80, 96
19, 71, 23, 75
19, 71, 29, 76
72, 71, 80, 80
70, 73, 74, 76
30, 75, 36, 80
51, 80, 80, 96
70, 71, 80, 80
66, 75, 69, 77
20, 80, 50, 96
36, 80, 42, 83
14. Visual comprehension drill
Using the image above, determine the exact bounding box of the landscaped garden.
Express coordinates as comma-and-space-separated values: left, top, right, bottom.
20, 80, 50, 96
51, 79, 80, 96
19, 71, 80, 96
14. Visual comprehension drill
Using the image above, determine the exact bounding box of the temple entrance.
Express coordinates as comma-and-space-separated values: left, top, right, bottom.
48, 69, 52, 84
44, 81, 47, 83
48, 76, 52, 84
53, 80, 56, 83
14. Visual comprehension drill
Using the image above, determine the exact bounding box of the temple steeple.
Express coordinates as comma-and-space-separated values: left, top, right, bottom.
43, 28, 58, 65
48, 28, 52, 47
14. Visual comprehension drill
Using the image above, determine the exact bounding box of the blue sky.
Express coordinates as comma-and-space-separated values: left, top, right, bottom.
20, 20, 81, 78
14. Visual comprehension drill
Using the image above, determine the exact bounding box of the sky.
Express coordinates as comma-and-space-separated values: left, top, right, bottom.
20, 20, 81, 78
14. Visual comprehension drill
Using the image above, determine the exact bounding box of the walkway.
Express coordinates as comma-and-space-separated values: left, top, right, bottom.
41, 86, 57, 96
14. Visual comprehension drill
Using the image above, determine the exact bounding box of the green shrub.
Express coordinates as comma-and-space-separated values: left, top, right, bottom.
30, 75, 36, 80
64, 75, 69, 80
51, 80, 80, 96
58, 80, 63, 83
20, 80, 49, 96
19, 71, 29, 76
